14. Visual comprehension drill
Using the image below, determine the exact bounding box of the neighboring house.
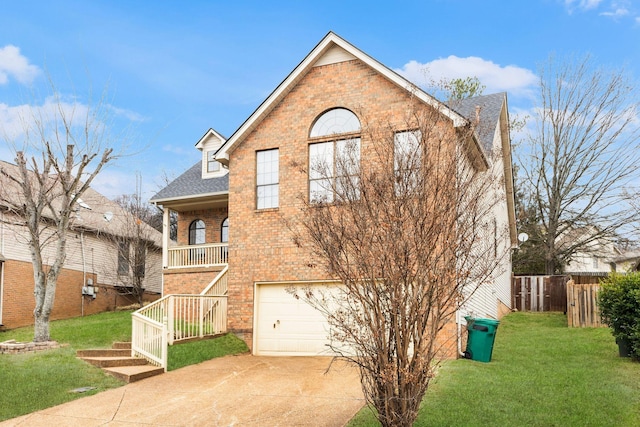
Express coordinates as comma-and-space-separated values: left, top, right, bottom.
558, 226, 638, 274
151, 32, 517, 358
565, 244, 640, 274
0, 160, 162, 329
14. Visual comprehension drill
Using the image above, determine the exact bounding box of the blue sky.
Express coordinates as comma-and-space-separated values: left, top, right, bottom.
0, 0, 638, 200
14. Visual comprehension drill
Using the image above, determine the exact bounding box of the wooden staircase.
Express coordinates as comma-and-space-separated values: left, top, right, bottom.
77, 342, 164, 383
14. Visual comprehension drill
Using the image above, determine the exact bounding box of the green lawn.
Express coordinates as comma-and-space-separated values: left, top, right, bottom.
349, 312, 640, 427
0, 311, 248, 422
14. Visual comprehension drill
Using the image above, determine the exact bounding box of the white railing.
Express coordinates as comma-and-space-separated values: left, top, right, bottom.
131, 311, 167, 368
201, 265, 229, 296
131, 293, 228, 370
167, 243, 228, 268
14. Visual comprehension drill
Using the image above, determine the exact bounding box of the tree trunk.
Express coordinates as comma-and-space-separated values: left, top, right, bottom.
33, 310, 51, 342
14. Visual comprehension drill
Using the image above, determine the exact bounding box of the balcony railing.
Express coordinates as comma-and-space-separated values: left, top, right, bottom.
167, 243, 228, 268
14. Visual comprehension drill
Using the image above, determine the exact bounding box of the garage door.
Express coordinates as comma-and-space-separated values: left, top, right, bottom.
254, 283, 339, 356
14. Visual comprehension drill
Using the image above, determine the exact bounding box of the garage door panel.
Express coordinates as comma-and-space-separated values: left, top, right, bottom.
255, 284, 340, 356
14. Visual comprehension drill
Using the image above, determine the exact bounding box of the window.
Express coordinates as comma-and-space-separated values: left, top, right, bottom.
256, 149, 279, 209
133, 244, 146, 278
117, 241, 130, 275
221, 218, 229, 243
207, 151, 220, 173
309, 138, 360, 203
593, 256, 599, 269
310, 108, 360, 137
309, 108, 361, 203
189, 220, 206, 245
394, 130, 422, 194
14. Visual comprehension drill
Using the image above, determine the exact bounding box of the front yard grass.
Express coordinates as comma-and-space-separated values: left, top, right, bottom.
0, 311, 248, 422
349, 312, 640, 426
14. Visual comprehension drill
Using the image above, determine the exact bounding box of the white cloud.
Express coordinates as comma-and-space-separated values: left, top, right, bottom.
600, 8, 629, 16
108, 105, 147, 122
565, 0, 604, 12
0, 96, 91, 142
0, 45, 40, 85
395, 56, 537, 98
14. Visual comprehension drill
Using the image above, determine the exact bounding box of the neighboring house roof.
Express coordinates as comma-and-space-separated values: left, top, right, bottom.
446, 92, 507, 153
149, 161, 229, 204
0, 159, 162, 248
215, 31, 488, 166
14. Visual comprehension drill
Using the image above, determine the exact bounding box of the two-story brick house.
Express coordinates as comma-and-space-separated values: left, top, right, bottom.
151, 32, 517, 358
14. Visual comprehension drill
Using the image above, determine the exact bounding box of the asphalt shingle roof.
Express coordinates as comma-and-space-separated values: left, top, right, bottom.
446, 92, 506, 153
150, 161, 229, 202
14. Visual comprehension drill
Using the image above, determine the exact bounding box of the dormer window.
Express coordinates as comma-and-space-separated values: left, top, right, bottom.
196, 129, 228, 179
207, 151, 221, 173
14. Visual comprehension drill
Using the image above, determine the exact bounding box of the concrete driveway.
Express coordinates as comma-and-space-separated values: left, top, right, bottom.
2, 355, 365, 426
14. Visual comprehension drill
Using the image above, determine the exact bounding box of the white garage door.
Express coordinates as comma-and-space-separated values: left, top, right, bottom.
254, 283, 339, 356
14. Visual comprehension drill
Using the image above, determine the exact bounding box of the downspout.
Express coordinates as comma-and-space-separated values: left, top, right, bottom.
80, 231, 86, 317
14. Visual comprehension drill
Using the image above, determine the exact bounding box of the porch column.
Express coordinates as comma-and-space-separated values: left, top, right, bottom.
162, 207, 170, 268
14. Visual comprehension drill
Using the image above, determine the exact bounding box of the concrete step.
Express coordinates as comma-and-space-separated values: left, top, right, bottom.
103, 365, 165, 383
76, 348, 131, 358
112, 342, 132, 350
80, 356, 149, 368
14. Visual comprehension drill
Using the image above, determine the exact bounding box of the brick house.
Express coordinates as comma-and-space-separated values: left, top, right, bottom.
151, 32, 517, 358
0, 160, 163, 329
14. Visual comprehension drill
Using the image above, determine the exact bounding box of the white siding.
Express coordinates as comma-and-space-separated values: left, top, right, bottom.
0, 212, 162, 293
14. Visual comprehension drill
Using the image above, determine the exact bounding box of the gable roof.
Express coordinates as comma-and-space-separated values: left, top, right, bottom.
446, 92, 507, 153
215, 31, 472, 164
150, 161, 229, 204
195, 128, 226, 150
0, 160, 162, 247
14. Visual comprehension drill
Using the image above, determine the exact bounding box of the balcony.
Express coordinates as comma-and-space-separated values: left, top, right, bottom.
167, 243, 228, 268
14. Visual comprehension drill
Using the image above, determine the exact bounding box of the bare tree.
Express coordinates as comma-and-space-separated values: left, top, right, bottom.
288, 100, 509, 427
518, 55, 640, 274
110, 178, 162, 305
0, 85, 118, 342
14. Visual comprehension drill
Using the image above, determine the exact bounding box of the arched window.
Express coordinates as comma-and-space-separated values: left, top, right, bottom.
188, 220, 205, 245
310, 108, 360, 138
309, 108, 361, 203
221, 218, 229, 243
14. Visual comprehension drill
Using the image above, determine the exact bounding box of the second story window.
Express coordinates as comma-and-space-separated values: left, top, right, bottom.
309, 108, 361, 203
207, 151, 220, 173
221, 217, 229, 243
189, 219, 206, 245
394, 130, 422, 195
256, 149, 279, 209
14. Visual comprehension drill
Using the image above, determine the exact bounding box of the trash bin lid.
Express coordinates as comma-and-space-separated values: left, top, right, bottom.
473, 318, 500, 327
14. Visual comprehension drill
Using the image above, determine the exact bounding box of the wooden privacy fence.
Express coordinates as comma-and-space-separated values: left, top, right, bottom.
566, 280, 603, 328
512, 275, 568, 312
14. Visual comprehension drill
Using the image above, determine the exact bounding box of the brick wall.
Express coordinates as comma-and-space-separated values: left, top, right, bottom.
177, 207, 228, 246
226, 58, 458, 352
162, 266, 224, 295
1, 259, 160, 330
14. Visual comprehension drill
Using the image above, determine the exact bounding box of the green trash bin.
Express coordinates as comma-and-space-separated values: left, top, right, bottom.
464, 316, 500, 363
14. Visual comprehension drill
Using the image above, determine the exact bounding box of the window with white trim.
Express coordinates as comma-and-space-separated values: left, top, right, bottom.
256, 149, 279, 209
309, 138, 360, 203
394, 130, 423, 195
309, 108, 361, 203
207, 151, 220, 173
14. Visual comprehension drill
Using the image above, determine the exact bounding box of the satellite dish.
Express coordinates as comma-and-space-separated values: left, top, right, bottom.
103, 211, 113, 222
518, 232, 529, 243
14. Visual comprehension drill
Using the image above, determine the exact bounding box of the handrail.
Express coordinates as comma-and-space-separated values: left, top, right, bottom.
167, 243, 228, 268
131, 293, 228, 369
201, 265, 229, 296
